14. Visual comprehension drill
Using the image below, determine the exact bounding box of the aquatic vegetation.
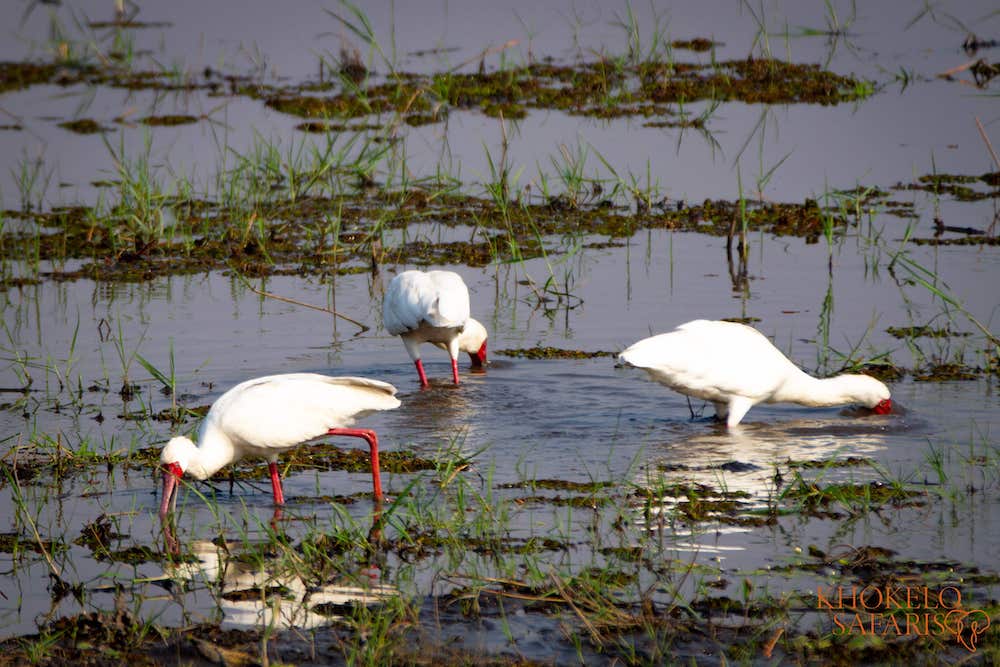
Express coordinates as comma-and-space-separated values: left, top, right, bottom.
495, 346, 615, 359
0, 192, 864, 283
886, 325, 971, 339
894, 171, 1000, 203
57, 119, 108, 134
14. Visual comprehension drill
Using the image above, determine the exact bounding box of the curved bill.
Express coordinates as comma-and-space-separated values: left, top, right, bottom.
159, 463, 184, 516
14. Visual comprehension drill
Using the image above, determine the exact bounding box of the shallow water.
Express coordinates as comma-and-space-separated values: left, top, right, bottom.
1, 0, 999, 662
2, 232, 998, 647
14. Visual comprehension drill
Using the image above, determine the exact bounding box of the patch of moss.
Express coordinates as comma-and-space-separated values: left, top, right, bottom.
394, 238, 503, 266
87, 20, 173, 29
221, 585, 293, 602
385, 532, 569, 559
599, 546, 646, 562
642, 116, 704, 129
910, 236, 1000, 246
671, 38, 717, 52
637, 482, 730, 498
1, 188, 868, 282
896, 171, 1000, 202
98, 545, 162, 564
295, 121, 387, 133
882, 207, 919, 219
57, 118, 108, 134
514, 494, 612, 508
0, 531, 64, 555
73, 514, 124, 552
856, 363, 905, 383
785, 456, 875, 469
918, 173, 980, 186
286, 493, 360, 506
0, 61, 65, 94
690, 594, 786, 617
495, 347, 615, 360
498, 479, 614, 491
886, 325, 970, 339
404, 111, 445, 126
674, 497, 743, 521
258, 57, 869, 127
783, 480, 923, 512
912, 363, 980, 381
0, 276, 42, 290
139, 114, 199, 126
282, 445, 438, 474
48, 609, 165, 652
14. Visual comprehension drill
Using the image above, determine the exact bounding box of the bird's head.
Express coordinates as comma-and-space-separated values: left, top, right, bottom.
159, 436, 197, 516
851, 374, 893, 415
459, 318, 488, 369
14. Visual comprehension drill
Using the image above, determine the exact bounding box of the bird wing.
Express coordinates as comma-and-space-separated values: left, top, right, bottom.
425, 271, 471, 327
211, 374, 400, 453
619, 320, 797, 402
383, 271, 469, 333
384, 271, 437, 334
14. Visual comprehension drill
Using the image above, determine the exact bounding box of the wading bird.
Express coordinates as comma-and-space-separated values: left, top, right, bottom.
159, 373, 400, 515
618, 319, 892, 427
383, 270, 488, 387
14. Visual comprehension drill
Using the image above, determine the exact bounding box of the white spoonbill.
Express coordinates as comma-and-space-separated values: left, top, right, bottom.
159, 373, 400, 515
383, 270, 488, 387
618, 319, 892, 427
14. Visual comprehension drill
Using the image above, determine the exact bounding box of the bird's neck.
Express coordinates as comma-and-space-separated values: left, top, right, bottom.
187, 428, 237, 480
773, 372, 859, 407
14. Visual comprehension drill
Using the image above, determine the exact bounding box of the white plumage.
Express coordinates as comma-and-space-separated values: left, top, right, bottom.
619, 320, 892, 427
159, 373, 400, 514
383, 270, 488, 387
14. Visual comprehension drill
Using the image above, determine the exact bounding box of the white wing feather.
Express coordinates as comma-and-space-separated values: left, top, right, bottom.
426, 271, 471, 326
383, 270, 469, 334
205, 374, 399, 456
619, 320, 801, 403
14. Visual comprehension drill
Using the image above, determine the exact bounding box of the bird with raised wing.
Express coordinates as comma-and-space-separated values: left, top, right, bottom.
618, 319, 892, 427
383, 270, 488, 387
159, 373, 400, 515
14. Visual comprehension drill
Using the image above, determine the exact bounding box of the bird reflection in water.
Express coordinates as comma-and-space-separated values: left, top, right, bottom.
159, 509, 393, 632
389, 375, 486, 451
632, 415, 910, 534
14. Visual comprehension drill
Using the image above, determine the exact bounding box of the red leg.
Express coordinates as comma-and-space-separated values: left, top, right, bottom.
414, 359, 429, 387
451, 357, 460, 385
327, 428, 383, 500
268, 461, 285, 505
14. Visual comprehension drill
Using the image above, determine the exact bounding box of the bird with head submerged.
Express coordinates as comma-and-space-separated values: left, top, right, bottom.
158, 373, 400, 516
618, 319, 893, 427
382, 270, 488, 387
